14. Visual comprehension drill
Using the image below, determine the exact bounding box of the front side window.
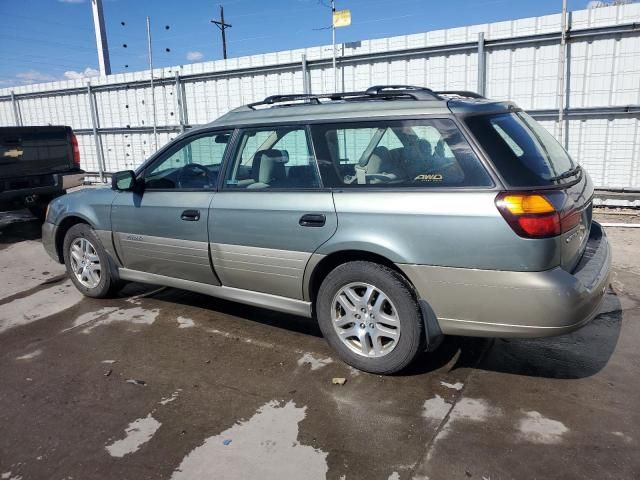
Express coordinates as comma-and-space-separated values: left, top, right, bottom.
224, 127, 320, 189
465, 112, 578, 187
310, 119, 493, 188
144, 131, 232, 190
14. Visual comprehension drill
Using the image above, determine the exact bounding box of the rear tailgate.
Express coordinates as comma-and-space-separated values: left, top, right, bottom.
560, 172, 594, 272
463, 109, 596, 273
0, 126, 75, 179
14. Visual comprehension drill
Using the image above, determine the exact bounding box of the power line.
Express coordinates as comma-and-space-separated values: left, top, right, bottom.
0, 56, 92, 70
0, 34, 97, 53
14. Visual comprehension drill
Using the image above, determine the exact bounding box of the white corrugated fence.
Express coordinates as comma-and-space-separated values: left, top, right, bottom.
0, 4, 639, 192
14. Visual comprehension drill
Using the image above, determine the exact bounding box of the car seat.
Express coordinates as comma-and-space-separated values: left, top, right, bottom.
246, 149, 288, 189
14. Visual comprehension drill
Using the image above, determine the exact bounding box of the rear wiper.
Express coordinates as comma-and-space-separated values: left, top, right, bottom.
548, 165, 581, 182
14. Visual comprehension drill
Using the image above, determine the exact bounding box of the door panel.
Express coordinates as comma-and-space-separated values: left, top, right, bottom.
111, 129, 232, 285
112, 191, 219, 285
209, 192, 337, 299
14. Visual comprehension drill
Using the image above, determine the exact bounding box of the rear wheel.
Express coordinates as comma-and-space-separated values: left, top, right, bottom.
63, 223, 120, 298
316, 261, 423, 374
27, 194, 59, 221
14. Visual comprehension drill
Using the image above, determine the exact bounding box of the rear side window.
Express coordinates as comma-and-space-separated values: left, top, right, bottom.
465, 112, 578, 187
309, 119, 493, 188
224, 127, 321, 189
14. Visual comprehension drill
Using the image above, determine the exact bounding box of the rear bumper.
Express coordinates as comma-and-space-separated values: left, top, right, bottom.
0, 171, 84, 203
399, 222, 611, 338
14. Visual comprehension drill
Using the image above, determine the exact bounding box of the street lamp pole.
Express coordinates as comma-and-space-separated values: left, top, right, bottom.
332, 0, 337, 92
147, 16, 158, 151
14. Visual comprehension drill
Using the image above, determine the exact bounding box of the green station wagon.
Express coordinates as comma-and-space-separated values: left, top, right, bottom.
42, 86, 611, 374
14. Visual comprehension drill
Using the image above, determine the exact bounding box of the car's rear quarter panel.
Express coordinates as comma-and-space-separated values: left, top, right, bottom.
323, 191, 560, 271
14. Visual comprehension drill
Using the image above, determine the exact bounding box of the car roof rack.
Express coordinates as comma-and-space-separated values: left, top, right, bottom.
246, 85, 444, 109
435, 90, 485, 99
364, 85, 441, 100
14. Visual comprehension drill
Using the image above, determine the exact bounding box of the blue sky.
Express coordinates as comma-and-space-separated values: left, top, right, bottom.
0, 0, 597, 87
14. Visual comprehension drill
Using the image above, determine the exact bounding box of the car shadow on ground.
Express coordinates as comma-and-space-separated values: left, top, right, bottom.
131, 283, 623, 381
127, 286, 325, 339
462, 289, 623, 380
0, 210, 41, 248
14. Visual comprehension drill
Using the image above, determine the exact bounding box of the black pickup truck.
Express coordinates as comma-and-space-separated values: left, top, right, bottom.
0, 126, 84, 219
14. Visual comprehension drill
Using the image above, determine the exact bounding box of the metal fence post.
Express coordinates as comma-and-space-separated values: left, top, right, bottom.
557, 0, 568, 147
174, 71, 186, 133
10, 91, 22, 126
477, 32, 486, 96
301, 54, 311, 95
87, 83, 106, 183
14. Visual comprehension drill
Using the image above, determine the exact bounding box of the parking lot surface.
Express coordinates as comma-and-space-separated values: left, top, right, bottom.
1, 209, 639, 480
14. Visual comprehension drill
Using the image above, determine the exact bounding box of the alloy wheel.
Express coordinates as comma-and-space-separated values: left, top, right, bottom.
331, 282, 401, 358
69, 237, 101, 289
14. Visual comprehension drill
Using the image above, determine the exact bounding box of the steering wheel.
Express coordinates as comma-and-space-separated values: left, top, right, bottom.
177, 163, 212, 189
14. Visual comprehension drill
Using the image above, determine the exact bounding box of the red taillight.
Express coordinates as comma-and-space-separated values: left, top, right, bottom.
71, 132, 81, 168
517, 214, 561, 237
496, 192, 576, 239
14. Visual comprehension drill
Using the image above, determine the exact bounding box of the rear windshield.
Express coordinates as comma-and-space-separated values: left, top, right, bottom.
465, 112, 578, 187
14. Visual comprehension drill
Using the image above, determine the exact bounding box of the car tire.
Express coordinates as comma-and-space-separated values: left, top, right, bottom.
316, 261, 424, 374
63, 223, 120, 298
27, 202, 48, 221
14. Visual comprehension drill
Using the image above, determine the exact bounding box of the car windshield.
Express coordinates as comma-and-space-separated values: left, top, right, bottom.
465, 112, 578, 187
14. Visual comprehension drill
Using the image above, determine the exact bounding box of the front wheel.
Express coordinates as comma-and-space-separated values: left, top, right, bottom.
316, 261, 424, 374
63, 223, 120, 298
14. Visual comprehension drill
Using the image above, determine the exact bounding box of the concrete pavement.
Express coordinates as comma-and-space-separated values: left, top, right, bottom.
0, 211, 638, 480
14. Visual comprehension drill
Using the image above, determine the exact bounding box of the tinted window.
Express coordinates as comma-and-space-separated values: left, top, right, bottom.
224, 127, 320, 189
465, 112, 578, 187
310, 119, 492, 188
144, 132, 231, 189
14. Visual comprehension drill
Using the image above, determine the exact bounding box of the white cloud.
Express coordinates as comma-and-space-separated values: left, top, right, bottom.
63, 67, 100, 80
15, 70, 58, 84
186, 51, 204, 61
2, 67, 100, 88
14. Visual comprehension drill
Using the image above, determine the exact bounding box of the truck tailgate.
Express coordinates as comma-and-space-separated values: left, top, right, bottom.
0, 126, 75, 179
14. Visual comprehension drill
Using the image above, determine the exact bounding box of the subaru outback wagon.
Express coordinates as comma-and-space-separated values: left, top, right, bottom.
43, 86, 611, 374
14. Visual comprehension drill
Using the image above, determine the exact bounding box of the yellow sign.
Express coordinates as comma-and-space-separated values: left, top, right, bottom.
333, 9, 351, 28
3, 149, 23, 158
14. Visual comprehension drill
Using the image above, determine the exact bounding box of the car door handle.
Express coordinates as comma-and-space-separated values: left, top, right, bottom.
299, 213, 326, 227
181, 209, 200, 221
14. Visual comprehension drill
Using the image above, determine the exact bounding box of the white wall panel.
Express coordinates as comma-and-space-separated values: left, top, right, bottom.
0, 101, 14, 126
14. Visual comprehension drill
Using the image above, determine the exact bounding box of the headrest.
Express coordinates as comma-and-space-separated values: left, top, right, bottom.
372, 145, 391, 159
253, 149, 288, 184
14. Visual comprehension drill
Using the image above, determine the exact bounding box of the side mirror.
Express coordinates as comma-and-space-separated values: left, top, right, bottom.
111, 170, 139, 191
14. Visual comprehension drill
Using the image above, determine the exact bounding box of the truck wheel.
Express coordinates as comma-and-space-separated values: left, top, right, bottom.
27, 198, 51, 221
63, 223, 120, 298
316, 261, 424, 374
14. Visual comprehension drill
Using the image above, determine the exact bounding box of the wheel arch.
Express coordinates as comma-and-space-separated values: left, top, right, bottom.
305, 249, 416, 307
54, 214, 93, 262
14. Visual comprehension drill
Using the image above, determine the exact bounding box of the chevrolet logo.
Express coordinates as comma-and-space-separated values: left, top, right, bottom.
3, 148, 23, 158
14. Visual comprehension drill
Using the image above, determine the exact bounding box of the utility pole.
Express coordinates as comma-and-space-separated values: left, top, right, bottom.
91, 0, 111, 76
211, 5, 232, 60
331, 0, 337, 92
